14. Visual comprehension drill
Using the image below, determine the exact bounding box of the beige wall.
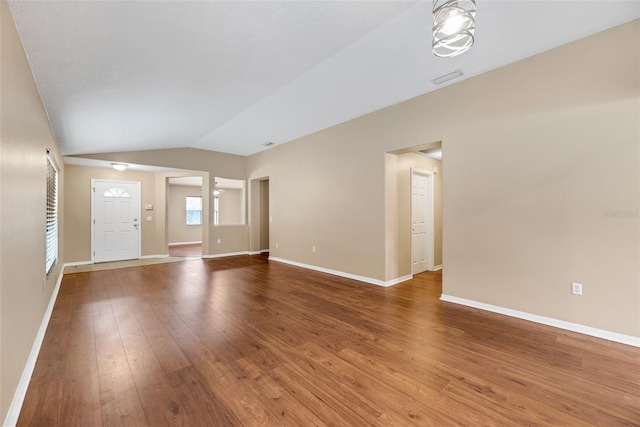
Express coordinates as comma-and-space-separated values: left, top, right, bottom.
218, 188, 244, 225
0, 2, 65, 421
385, 151, 443, 278
64, 165, 165, 262
75, 148, 245, 256
168, 184, 203, 244
248, 21, 639, 337
248, 136, 386, 280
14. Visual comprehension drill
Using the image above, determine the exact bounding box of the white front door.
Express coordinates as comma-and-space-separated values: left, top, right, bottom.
92, 180, 141, 263
411, 169, 434, 274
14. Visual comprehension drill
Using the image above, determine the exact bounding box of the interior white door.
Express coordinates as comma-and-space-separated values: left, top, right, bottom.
411, 170, 434, 274
92, 180, 141, 263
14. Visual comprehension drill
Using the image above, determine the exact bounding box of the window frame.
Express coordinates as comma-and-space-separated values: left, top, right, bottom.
185, 195, 203, 226
45, 151, 59, 275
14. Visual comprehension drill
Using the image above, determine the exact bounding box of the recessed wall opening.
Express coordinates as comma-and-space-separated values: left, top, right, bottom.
214, 177, 246, 225
385, 141, 443, 282
249, 177, 270, 255
167, 175, 204, 257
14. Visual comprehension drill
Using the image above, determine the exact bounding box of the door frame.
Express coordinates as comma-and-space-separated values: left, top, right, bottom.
91, 179, 142, 263
248, 176, 270, 255
410, 168, 435, 273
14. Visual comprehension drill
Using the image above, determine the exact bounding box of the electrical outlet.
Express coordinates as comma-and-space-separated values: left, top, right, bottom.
312, 246, 316, 253
217, 239, 221, 244
275, 242, 279, 248
571, 282, 583, 296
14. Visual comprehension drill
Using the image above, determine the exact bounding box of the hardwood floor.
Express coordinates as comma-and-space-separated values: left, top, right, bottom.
19, 255, 640, 426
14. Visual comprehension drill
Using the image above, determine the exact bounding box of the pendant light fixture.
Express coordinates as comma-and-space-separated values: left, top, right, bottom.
432, 0, 476, 58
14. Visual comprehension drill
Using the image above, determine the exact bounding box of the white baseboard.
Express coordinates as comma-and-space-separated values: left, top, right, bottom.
440, 294, 640, 348
202, 251, 249, 259
168, 241, 202, 246
433, 264, 443, 271
4, 268, 65, 427
248, 250, 269, 256
63, 261, 92, 267
385, 275, 413, 286
268, 257, 410, 287
139, 254, 169, 259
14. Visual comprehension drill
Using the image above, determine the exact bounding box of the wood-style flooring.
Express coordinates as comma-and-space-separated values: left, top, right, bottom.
18, 255, 640, 426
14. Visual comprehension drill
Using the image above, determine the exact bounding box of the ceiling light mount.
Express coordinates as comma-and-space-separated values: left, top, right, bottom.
111, 163, 128, 171
432, 0, 476, 58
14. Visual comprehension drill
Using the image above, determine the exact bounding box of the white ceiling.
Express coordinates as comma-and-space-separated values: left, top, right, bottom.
10, 1, 640, 157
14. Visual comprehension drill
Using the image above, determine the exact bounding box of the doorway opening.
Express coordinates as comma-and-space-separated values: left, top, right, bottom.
167, 176, 204, 258
384, 141, 442, 281
260, 179, 270, 253
249, 177, 270, 255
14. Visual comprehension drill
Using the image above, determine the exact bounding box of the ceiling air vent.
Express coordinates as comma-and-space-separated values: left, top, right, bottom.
431, 69, 463, 85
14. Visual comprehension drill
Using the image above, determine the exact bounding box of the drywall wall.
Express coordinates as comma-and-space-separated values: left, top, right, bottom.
168, 184, 203, 244
64, 165, 163, 262
0, 2, 65, 421
218, 188, 244, 225
248, 20, 639, 337
74, 148, 246, 256
385, 151, 443, 279
248, 132, 386, 281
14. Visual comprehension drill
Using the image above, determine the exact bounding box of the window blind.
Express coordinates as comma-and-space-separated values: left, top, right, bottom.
46, 154, 58, 275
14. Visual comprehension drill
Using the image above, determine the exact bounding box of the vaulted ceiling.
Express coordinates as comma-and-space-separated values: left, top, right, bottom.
9, 1, 640, 157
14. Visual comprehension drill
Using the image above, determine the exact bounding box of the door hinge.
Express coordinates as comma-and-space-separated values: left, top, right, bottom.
93, 219, 95, 224
92, 187, 95, 192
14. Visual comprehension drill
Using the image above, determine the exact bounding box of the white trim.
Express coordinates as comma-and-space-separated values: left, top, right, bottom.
385, 274, 413, 286
247, 250, 270, 255
410, 168, 435, 274
440, 294, 640, 348
268, 257, 410, 287
4, 268, 64, 427
168, 241, 202, 246
139, 254, 169, 259
63, 261, 92, 267
433, 264, 443, 271
91, 179, 142, 263
202, 251, 250, 259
